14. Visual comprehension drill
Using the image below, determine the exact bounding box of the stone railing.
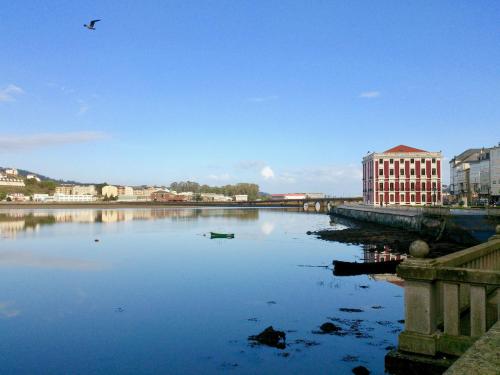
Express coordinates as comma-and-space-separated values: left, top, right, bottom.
396, 227, 500, 357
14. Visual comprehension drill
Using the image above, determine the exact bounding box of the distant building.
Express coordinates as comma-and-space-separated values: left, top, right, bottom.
490, 145, 500, 202
151, 190, 188, 202
72, 185, 97, 196
102, 185, 118, 198
305, 193, 325, 199
362, 145, 443, 206
0, 177, 25, 187
6, 193, 27, 202
271, 193, 307, 200
133, 187, 161, 197
234, 194, 248, 202
53, 194, 95, 202
33, 194, 51, 202
26, 174, 41, 182
4, 168, 18, 176
449, 145, 500, 205
200, 193, 232, 202
117, 186, 133, 196
55, 185, 74, 195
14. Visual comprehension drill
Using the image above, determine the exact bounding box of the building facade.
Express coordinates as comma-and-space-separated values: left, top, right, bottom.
72, 185, 97, 196
102, 185, 118, 198
362, 145, 442, 206
449, 146, 499, 205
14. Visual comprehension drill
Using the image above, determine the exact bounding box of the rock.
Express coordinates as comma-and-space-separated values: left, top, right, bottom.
371, 305, 383, 309
339, 308, 364, 313
320, 322, 341, 333
352, 365, 370, 375
306, 231, 312, 235
249, 326, 286, 349
94, 239, 99, 242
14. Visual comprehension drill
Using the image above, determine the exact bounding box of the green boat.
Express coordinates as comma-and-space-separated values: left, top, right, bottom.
210, 232, 235, 239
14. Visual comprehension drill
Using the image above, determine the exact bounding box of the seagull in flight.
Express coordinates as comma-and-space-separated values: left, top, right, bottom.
84, 19, 101, 30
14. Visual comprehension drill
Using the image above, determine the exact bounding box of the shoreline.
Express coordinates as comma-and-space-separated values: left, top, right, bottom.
0, 202, 311, 209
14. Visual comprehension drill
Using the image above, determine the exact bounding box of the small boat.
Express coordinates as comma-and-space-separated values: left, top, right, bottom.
333, 259, 402, 276
210, 232, 235, 239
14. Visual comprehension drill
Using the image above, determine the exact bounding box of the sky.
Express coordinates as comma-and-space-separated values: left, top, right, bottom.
1, 1, 499, 195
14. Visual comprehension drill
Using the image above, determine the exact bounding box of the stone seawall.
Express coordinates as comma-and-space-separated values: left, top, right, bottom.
332, 205, 423, 231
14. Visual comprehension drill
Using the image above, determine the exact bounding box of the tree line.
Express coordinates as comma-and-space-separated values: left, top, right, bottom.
169, 181, 260, 200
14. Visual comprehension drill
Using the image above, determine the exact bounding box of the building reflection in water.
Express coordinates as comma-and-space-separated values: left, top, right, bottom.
363, 245, 407, 287
0, 208, 261, 238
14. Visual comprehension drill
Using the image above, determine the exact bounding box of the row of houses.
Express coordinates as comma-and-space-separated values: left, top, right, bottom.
0, 168, 25, 187
449, 144, 500, 205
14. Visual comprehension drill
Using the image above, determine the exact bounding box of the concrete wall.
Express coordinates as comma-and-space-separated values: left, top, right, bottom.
332, 205, 423, 231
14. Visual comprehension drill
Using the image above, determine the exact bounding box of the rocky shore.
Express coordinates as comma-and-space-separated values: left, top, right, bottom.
309, 218, 469, 258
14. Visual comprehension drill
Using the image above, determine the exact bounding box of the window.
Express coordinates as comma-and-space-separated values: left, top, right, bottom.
390, 194, 394, 202
411, 194, 415, 202
390, 183, 394, 191
411, 169, 415, 176
421, 158, 425, 163
410, 158, 414, 163
400, 194, 405, 202
432, 168, 436, 175
400, 159, 404, 164
400, 182, 405, 190
422, 182, 426, 190
432, 182, 437, 190
432, 158, 436, 163
379, 159, 383, 164
379, 183, 383, 190
379, 169, 383, 176
400, 169, 405, 175
422, 194, 426, 202
390, 169, 394, 176
411, 182, 415, 191
389, 159, 394, 164
421, 168, 426, 176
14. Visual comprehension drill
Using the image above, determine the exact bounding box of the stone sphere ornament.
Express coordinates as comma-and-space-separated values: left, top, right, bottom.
409, 240, 430, 258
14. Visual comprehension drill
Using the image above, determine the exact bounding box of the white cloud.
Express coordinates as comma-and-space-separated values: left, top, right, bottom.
0, 131, 107, 151
261, 166, 275, 179
359, 91, 381, 99
0, 84, 24, 102
247, 95, 279, 103
77, 99, 89, 115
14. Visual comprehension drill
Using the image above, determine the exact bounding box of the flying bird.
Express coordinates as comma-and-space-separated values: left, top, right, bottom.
84, 19, 101, 30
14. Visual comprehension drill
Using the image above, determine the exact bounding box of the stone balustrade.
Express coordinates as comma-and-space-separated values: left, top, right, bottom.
396, 226, 500, 357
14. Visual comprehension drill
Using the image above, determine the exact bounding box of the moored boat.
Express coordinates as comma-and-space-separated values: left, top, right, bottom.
210, 232, 235, 239
333, 259, 402, 276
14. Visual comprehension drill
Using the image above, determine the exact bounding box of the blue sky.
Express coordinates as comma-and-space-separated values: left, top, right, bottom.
1, 1, 499, 195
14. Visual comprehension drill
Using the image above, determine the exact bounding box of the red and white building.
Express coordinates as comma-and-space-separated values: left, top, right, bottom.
362, 145, 442, 206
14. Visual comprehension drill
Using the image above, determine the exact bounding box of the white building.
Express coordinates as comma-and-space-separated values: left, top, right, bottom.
449, 146, 498, 205
33, 194, 51, 202
26, 174, 41, 182
53, 194, 95, 202
117, 186, 134, 196
4, 168, 18, 176
102, 185, 118, 198
0, 177, 25, 187
234, 195, 248, 202
72, 185, 97, 196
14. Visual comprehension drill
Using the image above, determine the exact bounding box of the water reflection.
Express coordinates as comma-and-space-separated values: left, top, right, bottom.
0, 208, 404, 374
0, 208, 262, 238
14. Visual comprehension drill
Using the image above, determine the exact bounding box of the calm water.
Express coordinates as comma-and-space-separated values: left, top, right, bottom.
0, 208, 404, 375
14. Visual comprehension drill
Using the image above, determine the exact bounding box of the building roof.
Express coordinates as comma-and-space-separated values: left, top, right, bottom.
384, 145, 427, 153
